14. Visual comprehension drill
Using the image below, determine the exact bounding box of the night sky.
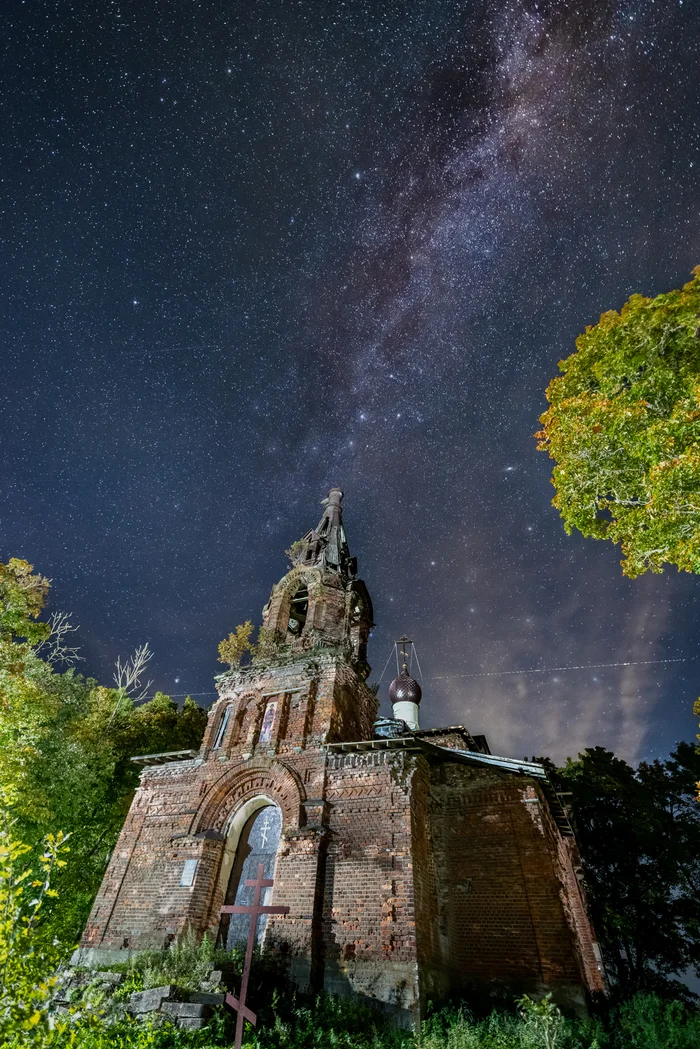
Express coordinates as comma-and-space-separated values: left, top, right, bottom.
3, 0, 700, 766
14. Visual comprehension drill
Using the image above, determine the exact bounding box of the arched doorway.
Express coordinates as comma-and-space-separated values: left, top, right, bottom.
218, 802, 283, 950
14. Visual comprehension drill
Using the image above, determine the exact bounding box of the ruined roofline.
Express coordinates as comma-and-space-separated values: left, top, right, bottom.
326, 736, 574, 837
213, 648, 372, 689
412, 725, 480, 750
325, 735, 543, 775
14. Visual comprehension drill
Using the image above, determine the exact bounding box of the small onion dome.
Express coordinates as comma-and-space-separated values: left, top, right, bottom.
389, 665, 422, 706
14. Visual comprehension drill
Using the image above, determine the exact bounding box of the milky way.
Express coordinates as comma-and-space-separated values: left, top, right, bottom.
2, 0, 700, 763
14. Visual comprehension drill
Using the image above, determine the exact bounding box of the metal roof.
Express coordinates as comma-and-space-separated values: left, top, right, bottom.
130, 749, 199, 766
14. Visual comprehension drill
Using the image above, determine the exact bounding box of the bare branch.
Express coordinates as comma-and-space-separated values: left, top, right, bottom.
113, 643, 154, 703
34, 611, 84, 666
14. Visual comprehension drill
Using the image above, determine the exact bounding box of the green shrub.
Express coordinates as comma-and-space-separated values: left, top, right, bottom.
243, 989, 408, 1049
1, 986, 699, 1049
0, 798, 69, 1046
609, 993, 700, 1049
120, 928, 230, 993
419, 999, 606, 1049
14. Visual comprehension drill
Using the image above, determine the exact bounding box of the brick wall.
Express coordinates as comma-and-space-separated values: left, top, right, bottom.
425, 761, 603, 1010
322, 749, 420, 1024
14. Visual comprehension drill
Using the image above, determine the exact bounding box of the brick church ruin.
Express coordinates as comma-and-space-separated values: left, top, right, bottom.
77, 488, 605, 1021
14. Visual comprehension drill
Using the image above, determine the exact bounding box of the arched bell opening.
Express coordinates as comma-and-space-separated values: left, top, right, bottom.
286, 586, 309, 640
216, 798, 283, 950
348, 580, 373, 676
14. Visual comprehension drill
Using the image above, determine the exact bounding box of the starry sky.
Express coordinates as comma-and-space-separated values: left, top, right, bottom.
3, 0, 700, 765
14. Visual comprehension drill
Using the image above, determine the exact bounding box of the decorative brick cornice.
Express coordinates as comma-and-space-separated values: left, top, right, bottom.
192, 757, 306, 835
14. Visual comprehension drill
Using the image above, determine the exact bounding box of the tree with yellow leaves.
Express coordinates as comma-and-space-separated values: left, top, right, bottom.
217, 621, 255, 668
536, 269, 700, 577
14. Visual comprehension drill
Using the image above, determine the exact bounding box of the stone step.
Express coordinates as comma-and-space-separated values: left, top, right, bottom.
177, 1017, 209, 1030
161, 1001, 213, 1019
129, 985, 182, 1014
188, 991, 226, 1006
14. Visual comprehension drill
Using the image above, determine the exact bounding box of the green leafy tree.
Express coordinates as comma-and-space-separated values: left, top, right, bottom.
543, 744, 700, 997
3, 683, 208, 947
0, 560, 50, 646
536, 269, 700, 577
0, 559, 208, 947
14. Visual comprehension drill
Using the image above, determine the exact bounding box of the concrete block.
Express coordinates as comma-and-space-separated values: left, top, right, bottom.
71, 947, 133, 969
129, 985, 176, 1014
161, 1001, 212, 1018
200, 969, 223, 991
94, 971, 124, 987
189, 991, 226, 1006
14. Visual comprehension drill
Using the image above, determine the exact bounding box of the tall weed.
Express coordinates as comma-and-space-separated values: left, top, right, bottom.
122, 928, 232, 992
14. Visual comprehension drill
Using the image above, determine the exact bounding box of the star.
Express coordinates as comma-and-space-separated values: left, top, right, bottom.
1, 0, 696, 777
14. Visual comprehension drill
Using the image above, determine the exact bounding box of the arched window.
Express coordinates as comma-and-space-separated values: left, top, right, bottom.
287, 586, 308, 638
218, 804, 282, 950
212, 706, 231, 749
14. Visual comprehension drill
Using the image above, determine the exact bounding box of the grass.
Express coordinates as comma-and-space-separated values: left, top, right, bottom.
12, 930, 700, 1048
3, 992, 694, 1048
110, 929, 232, 995
66, 932, 700, 1049
2, 987, 699, 1048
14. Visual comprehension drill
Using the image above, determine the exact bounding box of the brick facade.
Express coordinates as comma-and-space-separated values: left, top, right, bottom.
77, 491, 605, 1024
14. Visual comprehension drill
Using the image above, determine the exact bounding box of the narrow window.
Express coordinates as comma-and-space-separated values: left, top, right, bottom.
180, 859, 198, 887
212, 706, 231, 749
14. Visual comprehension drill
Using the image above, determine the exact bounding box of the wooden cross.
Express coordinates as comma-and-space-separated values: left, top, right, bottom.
220, 862, 289, 1049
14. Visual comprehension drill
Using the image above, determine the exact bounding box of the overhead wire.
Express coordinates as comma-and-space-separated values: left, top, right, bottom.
134, 655, 693, 706
428, 655, 692, 681
376, 647, 398, 686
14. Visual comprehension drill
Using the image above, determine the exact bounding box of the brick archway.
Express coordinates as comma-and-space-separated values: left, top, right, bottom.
192, 758, 306, 836
266, 565, 323, 638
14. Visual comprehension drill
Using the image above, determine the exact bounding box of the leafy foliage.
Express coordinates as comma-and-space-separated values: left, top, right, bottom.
0, 990, 697, 1049
0, 797, 68, 1044
536, 269, 700, 576
218, 622, 255, 668
116, 929, 228, 993
516, 994, 564, 1049
542, 744, 700, 997
0, 560, 51, 646
608, 992, 700, 1049
284, 541, 307, 567
0, 559, 208, 947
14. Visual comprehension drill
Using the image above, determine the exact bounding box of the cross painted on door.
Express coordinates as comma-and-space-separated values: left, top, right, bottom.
258, 809, 273, 849
220, 863, 289, 1049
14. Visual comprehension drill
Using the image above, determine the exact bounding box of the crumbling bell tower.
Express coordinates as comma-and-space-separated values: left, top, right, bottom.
78, 489, 380, 991
257, 486, 373, 690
